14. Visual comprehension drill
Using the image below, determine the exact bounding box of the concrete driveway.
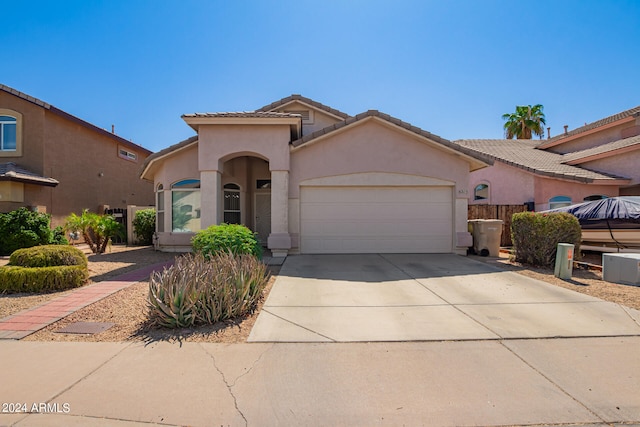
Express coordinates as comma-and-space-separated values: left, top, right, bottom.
249, 254, 640, 342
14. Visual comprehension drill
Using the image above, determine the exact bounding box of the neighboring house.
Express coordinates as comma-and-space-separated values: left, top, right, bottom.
141, 95, 492, 255
457, 105, 640, 211
0, 84, 154, 227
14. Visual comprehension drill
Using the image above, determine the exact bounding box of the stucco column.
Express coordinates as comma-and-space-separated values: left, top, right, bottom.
268, 170, 291, 257
200, 170, 222, 228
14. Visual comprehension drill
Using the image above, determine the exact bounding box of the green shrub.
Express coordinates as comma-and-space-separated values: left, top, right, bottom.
511, 212, 581, 268
192, 223, 262, 259
132, 209, 156, 245
9, 245, 88, 268
51, 226, 69, 245
0, 208, 53, 255
0, 265, 88, 293
148, 252, 269, 328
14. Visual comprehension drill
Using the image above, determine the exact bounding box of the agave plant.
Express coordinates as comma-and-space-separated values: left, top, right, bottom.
147, 252, 269, 328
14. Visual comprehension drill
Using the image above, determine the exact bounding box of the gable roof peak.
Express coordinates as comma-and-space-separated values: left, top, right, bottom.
258, 94, 351, 120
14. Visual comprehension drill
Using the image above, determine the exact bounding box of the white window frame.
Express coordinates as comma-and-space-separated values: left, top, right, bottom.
0, 109, 22, 157
171, 179, 201, 233
549, 195, 572, 209
156, 184, 164, 233
118, 146, 138, 162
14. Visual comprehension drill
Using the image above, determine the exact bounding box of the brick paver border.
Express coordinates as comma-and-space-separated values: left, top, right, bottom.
0, 259, 174, 340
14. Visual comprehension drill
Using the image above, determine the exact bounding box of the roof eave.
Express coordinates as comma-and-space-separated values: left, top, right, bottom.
540, 116, 635, 149
181, 115, 302, 134
140, 136, 199, 181
0, 176, 59, 187
564, 143, 640, 165
291, 113, 493, 170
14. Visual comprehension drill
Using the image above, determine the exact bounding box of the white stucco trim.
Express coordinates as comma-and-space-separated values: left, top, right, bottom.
299, 172, 455, 187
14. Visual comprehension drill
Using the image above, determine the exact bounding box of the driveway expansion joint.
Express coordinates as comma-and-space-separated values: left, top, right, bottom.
498, 339, 607, 424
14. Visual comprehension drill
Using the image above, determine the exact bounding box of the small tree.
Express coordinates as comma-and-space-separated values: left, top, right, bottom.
132, 208, 156, 245
64, 210, 124, 254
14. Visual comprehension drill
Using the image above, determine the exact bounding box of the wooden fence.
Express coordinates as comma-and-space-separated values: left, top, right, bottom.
468, 204, 529, 247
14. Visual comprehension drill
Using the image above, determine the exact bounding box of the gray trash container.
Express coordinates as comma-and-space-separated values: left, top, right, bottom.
469, 219, 503, 256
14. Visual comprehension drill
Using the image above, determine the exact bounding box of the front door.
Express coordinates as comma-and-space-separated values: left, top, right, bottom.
255, 192, 271, 246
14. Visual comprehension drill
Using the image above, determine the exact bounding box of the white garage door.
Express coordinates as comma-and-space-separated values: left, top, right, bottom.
300, 186, 453, 254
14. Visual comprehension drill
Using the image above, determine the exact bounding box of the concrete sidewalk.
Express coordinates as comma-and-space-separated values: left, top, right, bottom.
0, 338, 638, 426
250, 254, 640, 342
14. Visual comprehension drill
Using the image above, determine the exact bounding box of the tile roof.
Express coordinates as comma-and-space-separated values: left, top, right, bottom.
545, 105, 640, 144
292, 110, 493, 166
181, 111, 302, 119
562, 134, 640, 163
0, 162, 59, 187
0, 84, 50, 108
258, 94, 351, 119
453, 139, 629, 183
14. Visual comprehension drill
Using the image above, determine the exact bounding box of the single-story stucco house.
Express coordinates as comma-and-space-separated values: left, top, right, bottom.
141, 95, 493, 256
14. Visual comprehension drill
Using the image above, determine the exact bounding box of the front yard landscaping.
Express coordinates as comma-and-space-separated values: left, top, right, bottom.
0, 245, 638, 343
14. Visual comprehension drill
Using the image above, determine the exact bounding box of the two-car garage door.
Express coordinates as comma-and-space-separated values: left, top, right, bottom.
300, 186, 453, 254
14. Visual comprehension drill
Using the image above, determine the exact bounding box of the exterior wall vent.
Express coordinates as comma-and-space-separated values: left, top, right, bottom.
284, 110, 313, 124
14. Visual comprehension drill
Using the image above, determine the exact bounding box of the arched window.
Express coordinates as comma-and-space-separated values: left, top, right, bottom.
224, 184, 242, 224
156, 184, 164, 232
474, 183, 489, 201
171, 179, 201, 232
549, 195, 572, 209
0, 115, 17, 152
223, 183, 241, 224
584, 195, 608, 201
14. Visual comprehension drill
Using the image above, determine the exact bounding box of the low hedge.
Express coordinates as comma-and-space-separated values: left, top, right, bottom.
9, 245, 88, 268
511, 212, 581, 268
0, 265, 88, 293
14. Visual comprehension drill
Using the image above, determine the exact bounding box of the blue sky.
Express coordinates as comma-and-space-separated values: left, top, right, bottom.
3, 0, 639, 152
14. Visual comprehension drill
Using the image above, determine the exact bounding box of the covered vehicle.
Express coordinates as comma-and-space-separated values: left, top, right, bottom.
542, 197, 640, 250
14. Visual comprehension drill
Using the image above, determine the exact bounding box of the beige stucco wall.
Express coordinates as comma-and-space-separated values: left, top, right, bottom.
0, 91, 154, 227
289, 118, 472, 253
578, 150, 640, 187
153, 144, 200, 188
534, 177, 618, 211
548, 121, 634, 154
198, 124, 290, 171
43, 112, 154, 226
469, 162, 535, 205
289, 119, 469, 197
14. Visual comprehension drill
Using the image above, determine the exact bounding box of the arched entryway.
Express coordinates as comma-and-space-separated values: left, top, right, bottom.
220, 155, 272, 246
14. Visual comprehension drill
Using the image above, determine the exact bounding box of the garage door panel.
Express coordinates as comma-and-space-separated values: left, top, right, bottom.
303, 219, 451, 237
300, 186, 453, 254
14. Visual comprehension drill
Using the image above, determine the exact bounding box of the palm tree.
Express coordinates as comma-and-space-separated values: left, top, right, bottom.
502, 104, 546, 139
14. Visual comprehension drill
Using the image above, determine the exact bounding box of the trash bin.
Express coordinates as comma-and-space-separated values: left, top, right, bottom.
554, 243, 574, 279
468, 219, 503, 256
